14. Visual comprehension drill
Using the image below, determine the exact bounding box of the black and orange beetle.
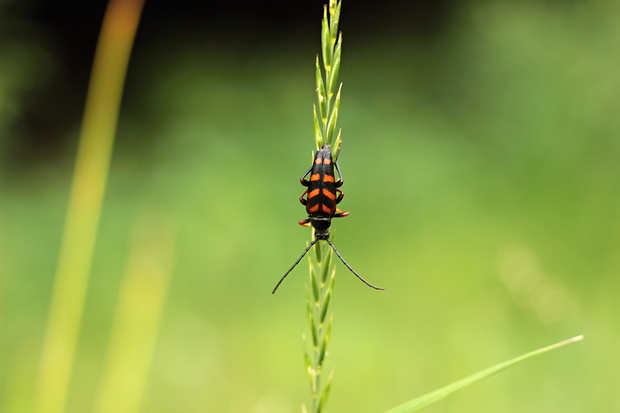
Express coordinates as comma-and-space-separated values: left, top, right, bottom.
272, 143, 385, 293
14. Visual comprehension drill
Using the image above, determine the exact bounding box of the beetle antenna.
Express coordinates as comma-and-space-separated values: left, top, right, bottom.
325, 240, 386, 291
272, 239, 318, 294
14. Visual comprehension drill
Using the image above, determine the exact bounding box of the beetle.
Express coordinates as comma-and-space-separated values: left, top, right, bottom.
272, 143, 385, 294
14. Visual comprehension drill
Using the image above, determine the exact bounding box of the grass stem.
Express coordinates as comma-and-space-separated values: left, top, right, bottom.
305, 2, 343, 411
92, 216, 176, 413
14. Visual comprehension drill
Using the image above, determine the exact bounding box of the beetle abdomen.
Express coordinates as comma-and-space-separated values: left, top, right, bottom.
305, 144, 338, 217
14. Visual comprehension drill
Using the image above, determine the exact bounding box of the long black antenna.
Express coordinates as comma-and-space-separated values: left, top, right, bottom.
273, 239, 386, 293
325, 239, 386, 290
272, 239, 318, 294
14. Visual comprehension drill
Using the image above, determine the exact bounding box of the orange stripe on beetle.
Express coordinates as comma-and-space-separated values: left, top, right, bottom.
308, 189, 321, 198
322, 189, 336, 200
323, 174, 335, 183
310, 173, 321, 181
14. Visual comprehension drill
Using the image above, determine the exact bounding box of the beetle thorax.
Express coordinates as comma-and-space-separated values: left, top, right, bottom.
310, 217, 331, 240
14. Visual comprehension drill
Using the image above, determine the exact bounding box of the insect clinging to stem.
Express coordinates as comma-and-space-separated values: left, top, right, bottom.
272, 143, 385, 294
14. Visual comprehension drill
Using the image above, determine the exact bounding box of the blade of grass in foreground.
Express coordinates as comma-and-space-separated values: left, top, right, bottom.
33, 1, 145, 413
384, 335, 584, 413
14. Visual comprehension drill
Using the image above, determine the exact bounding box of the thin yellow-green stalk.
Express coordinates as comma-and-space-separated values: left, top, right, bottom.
305, 1, 343, 412
304, 241, 336, 413
92, 216, 176, 413
33, 1, 145, 412
384, 335, 584, 413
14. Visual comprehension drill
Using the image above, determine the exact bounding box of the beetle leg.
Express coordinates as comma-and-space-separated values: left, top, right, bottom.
299, 189, 308, 205
298, 218, 312, 227
334, 161, 344, 187
300, 166, 312, 187
335, 189, 344, 204
333, 209, 349, 218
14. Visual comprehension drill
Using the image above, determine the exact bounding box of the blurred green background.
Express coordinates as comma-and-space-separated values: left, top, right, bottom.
1, 0, 618, 412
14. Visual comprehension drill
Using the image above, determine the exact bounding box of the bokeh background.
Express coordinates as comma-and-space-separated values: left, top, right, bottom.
1, 0, 618, 412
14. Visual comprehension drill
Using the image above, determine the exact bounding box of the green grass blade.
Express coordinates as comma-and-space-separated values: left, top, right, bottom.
313, 105, 323, 148
328, 0, 341, 38
319, 370, 335, 413
321, 6, 332, 70
332, 129, 342, 160
315, 56, 327, 128
325, 84, 342, 144
327, 34, 342, 96
92, 216, 175, 413
319, 288, 332, 323
384, 335, 584, 413
313, 237, 323, 263
320, 248, 332, 284
33, 1, 145, 412
310, 262, 321, 301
